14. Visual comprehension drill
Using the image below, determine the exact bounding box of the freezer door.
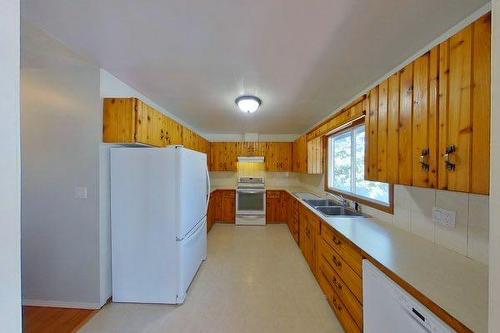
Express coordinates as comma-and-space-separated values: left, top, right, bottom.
176, 148, 208, 239
176, 218, 207, 303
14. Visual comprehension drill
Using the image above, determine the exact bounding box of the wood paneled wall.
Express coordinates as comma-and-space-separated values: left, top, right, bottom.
364, 13, 491, 194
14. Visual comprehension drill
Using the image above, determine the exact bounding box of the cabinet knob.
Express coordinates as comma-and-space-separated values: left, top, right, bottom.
443, 145, 456, 171
332, 236, 341, 245
419, 148, 430, 171
332, 255, 341, 268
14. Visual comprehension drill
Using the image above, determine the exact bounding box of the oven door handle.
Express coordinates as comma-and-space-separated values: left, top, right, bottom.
236, 213, 266, 218
237, 190, 265, 194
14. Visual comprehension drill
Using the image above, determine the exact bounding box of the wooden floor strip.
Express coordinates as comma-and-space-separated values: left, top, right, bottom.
23, 306, 97, 333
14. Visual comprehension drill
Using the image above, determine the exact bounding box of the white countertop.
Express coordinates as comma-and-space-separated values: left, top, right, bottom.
286, 187, 488, 333
210, 185, 488, 332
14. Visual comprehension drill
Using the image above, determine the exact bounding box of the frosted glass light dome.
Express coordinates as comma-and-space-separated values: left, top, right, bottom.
235, 95, 262, 113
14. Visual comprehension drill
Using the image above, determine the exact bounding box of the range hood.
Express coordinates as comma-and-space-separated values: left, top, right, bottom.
237, 156, 265, 163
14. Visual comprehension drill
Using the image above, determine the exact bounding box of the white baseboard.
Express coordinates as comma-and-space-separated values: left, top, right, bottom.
22, 299, 102, 310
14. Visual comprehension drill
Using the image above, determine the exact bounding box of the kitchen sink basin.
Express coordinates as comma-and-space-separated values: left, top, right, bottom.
315, 206, 364, 217
303, 199, 339, 207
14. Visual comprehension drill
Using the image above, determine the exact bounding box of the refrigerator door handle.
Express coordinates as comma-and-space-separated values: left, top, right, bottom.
205, 164, 210, 215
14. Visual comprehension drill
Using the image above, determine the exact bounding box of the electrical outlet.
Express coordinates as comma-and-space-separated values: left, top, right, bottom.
74, 186, 88, 199
432, 207, 456, 228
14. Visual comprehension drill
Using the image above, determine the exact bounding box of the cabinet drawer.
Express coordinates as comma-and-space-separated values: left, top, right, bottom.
221, 190, 235, 198
320, 238, 363, 303
321, 223, 363, 276
266, 190, 281, 199
319, 269, 361, 333
319, 256, 363, 328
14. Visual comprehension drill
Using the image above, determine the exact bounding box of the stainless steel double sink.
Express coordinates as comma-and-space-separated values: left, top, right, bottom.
303, 199, 365, 217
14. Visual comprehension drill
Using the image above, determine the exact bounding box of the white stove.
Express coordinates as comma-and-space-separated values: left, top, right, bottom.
236, 177, 266, 225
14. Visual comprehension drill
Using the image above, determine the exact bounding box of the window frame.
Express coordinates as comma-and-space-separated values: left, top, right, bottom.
324, 118, 394, 214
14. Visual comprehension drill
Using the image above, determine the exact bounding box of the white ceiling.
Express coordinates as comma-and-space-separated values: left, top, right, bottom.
21, 0, 488, 134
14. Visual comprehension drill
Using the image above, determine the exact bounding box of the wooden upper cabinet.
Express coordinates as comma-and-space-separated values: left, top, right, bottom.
438, 14, 491, 194
210, 141, 292, 172
210, 142, 237, 171
265, 142, 292, 172
363, 13, 491, 194
135, 101, 165, 147
293, 135, 308, 173
237, 142, 266, 157
164, 116, 183, 145
103, 97, 165, 147
307, 137, 323, 174
103, 97, 209, 156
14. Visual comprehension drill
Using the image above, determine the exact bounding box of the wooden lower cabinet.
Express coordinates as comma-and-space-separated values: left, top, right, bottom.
319, 270, 361, 333
220, 190, 235, 223
292, 204, 364, 332
266, 190, 284, 223
207, 192, 216, 232
318, 222, 364, 332
299, 205, 320, 279
207, 190, 235, 229
283, 192, 299, 243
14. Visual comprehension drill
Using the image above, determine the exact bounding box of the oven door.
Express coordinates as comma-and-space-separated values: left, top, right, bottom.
236, 189, 266, 215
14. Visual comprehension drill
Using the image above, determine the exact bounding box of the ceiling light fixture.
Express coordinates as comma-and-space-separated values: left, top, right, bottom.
235, 95, 262, 113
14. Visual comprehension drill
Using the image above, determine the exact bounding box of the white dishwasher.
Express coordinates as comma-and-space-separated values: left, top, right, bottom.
363, 260, 456, 333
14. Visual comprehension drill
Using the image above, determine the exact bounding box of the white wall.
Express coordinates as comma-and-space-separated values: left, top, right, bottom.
0, 0, 21, 331
21, 23, 102, 308
490, 1, 500, 332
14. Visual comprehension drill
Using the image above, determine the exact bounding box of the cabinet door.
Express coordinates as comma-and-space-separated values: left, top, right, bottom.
103, 98, 136, 144
266, 198, 276, 223
224, 143, 238, 171
471, 14, 491, 194
279, 143, 293, 171
293, 135, 308, 173
237, 142, 265, 157
210, 142, 237, 171
299, 207, 308, 253
265, 143, 279, 171
307, 137, 323, 174
438, 14, 490, 194
221, 191, 235, 223
412, 48, 439, 188
365, 87, 379, 181
164, 117, 183, 145
266, 191, 282, 223
135, 100, 164, 147
209, 143, 222, 171
207, 192, 216, 232
213, 191, 222, 222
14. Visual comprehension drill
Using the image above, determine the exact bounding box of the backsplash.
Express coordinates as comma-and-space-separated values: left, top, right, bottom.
297, 173, 489, 265
209, 170, 301, 189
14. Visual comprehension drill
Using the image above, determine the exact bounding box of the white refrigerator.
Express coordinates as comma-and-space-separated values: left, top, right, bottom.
110, 146, 210, 304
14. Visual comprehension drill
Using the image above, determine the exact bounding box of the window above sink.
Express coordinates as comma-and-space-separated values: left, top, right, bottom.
326, 119, 393, 213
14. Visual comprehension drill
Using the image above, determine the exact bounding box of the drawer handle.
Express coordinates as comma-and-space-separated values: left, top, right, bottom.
332, 255, 342, 268
332, 236, 341, 245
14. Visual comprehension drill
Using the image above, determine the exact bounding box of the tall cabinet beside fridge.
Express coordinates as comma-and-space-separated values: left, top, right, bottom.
110, 146, 209, 304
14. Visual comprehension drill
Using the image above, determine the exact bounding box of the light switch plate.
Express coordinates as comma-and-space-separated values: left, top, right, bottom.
75, 186, 88, 199
432, 207, 456, 228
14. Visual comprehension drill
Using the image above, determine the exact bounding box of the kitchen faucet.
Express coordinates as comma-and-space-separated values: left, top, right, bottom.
327, 192, 349, 207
